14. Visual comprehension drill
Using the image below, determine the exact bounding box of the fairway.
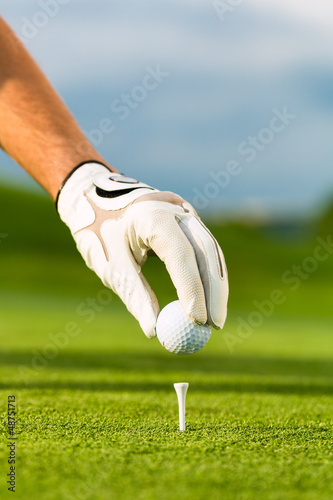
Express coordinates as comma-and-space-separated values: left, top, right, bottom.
1, 186, 333, 500
1, 295, 333, 500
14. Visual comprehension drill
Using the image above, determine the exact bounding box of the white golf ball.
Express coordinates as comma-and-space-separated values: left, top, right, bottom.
156, 300, 211, 355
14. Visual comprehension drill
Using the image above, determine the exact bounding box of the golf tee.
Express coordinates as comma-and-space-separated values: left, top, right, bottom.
174, 382, 189, 431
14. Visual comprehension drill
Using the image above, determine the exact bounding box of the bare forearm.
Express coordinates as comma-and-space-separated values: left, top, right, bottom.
0, 17, 115, 199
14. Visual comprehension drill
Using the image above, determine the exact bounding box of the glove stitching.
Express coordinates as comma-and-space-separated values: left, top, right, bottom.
74, 192, 112, 261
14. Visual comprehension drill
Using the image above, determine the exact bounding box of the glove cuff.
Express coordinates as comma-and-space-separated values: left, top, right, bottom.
57, 161, 159, 230
55, 161, 112, 212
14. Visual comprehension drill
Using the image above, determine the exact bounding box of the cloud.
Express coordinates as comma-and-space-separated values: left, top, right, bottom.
1, 0, 333, 216
250, 0, 333, 30
5, 0, 333, 87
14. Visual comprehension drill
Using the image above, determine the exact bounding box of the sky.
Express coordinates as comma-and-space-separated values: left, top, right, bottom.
1, 0, 333, 219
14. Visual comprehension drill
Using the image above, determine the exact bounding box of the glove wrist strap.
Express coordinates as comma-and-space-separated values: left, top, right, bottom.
55, 160, 112, 211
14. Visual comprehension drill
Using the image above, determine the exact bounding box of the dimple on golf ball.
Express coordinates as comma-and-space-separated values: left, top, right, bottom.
156, 300, 211, 355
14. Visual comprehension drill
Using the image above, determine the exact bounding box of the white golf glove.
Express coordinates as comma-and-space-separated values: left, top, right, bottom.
57, 162, 228, 339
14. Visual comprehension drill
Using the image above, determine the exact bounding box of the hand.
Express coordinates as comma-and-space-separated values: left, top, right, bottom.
57, 162, 229, 338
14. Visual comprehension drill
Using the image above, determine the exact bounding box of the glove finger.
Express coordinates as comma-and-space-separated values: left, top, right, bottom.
78, 222, 160, 339
105, 254, 160, 339
128, 206, 207, 325
178, 216, 229, 329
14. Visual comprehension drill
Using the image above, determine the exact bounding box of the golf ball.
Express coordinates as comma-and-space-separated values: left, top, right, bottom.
156, 300, 211, 355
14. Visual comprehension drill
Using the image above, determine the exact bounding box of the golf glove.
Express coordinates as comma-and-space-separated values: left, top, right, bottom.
57, 162, 229, 338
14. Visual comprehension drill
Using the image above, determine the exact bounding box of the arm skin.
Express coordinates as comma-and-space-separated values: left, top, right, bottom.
0, 17, 117, 200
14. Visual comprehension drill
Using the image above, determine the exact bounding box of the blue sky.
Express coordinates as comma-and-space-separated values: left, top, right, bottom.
1, 0, 333, 218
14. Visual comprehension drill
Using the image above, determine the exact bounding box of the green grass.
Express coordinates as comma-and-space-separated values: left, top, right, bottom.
1, 184, 333, 499
1, 295, 333, 500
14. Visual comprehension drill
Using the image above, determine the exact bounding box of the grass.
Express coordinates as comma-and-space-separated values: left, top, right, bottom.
1, 296, 333, 500
1, 185, 333, 499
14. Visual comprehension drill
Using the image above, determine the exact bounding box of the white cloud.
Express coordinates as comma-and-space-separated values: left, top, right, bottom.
1, 0, 333, 215
3, 0, 333, 89
249, 0, 333, 29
